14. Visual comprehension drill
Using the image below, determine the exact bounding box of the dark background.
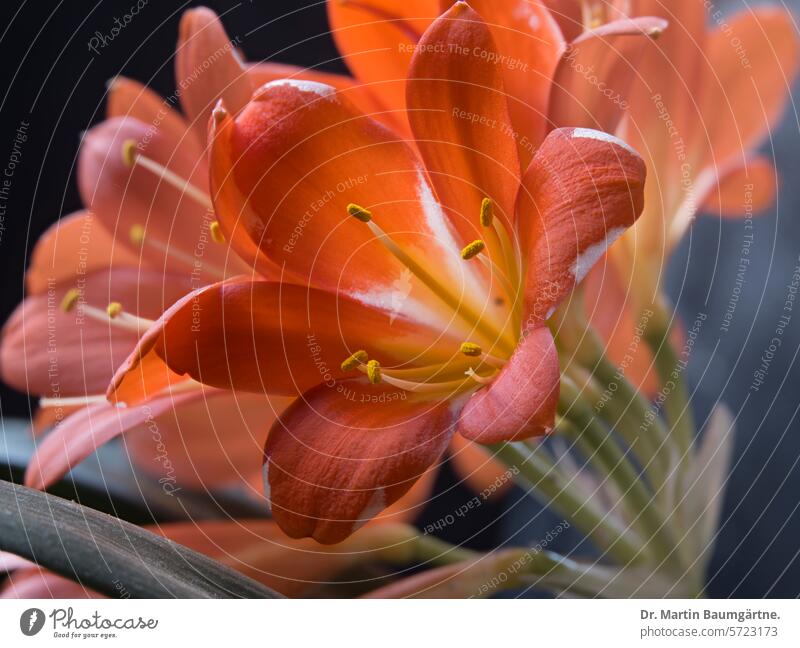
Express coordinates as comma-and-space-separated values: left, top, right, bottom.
0, 0, 799, 597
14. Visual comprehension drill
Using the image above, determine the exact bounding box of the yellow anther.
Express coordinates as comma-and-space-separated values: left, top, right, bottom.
461, 239, 486, 260
366, 359, 382, 384
129, 224, 145, 246
341, 350, 368, 372
122, 139, 138, 167
460, 342, 483, 357
60, 288, 80, 313
106, 302, 123, 319
210, 221, 226, 244
347, 203, 372, 223
479, 198, 493, 227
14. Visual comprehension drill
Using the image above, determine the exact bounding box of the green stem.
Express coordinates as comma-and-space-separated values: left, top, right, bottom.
407, 534, 479, 567
643, 300, 695, 465
492, 441, 647, 566
558, 383, 682, 569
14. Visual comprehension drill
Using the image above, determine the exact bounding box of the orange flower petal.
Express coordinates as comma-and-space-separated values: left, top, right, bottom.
541, 0, 582, 42
25, 210, 141, 295
549, 16, 667, 134
25, 389, 291, 492
106, 76, 193, 144
77, 117, 235, 282
583, 261, 660, 396
209, 80, 490, 334
175, 7, 253, 138
702, 7, 800, 167
1, 567, 102, 599
701, 156, 778, 219
517, 127, 646, 323
406, 3, 521, 241
458, 326, 559, 443
247, 61, 403, 134
107, 279, 455, 405
327, 0, 441, 122
0, 268, 190, 398
461, 0, 565, 163
264, 379, 456, 543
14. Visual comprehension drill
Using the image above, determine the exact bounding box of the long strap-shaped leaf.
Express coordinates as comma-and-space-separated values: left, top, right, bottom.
0, 480, 282, 598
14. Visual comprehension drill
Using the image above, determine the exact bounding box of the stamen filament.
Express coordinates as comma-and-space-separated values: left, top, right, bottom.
130, 225, 226, 279
123, 140, 213, 210
348, 204, 513, 353
378, 372, 473, 394
81, 302, 155, 334
39, 394, 109, 408
465, 368, 496, 385
477, 254, 517, 305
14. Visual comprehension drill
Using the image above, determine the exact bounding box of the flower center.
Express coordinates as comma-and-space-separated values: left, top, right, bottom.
340, 197, 525, 396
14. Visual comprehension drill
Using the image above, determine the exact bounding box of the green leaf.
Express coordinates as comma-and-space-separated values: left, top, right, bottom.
0, 480, 283, 598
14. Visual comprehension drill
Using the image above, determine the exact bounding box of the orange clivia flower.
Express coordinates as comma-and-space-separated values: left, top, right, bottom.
104, 4, 647, 544
575, 0, 800, 393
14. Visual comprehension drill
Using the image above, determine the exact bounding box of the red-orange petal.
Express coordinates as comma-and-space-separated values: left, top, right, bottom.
461, 0, 565, 163
175, 8, 253, 138
247, 61, 403, 135
517, 127, 646, 324
25, 389, 292, 492
0, 268, 190, 397
106, 76, 194, 145
209, 80, 490, 335
701, 156, 778, 219
78, 117, 236, 282
327, 0, 441, 123
549, 17, 668, 134
25, 210, 141, 295
406, 3, 520, 241
458, 326, 559, 443
107, 278, 455, 405
264, 379, 457, 543
701, 7, 800, 168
